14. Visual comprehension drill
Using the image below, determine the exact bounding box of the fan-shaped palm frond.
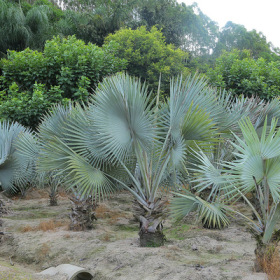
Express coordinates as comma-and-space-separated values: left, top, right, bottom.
227, 117, 280, 201
0, 121, 36, 193
92, 73, 155, 164
170, 190, 230, 229
172, 116, 280, 243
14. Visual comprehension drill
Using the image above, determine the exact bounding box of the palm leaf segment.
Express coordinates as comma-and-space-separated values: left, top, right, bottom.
228, 117, 280, 201
170, 190, 230, 229
160, 75, 219, 181
0, 121, 35, 193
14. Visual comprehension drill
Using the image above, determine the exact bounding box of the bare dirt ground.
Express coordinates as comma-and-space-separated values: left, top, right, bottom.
0, 189, 268, 280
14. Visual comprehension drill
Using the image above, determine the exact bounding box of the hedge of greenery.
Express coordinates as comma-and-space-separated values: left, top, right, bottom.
0, 35, 126, 128
207, 50, 280, 100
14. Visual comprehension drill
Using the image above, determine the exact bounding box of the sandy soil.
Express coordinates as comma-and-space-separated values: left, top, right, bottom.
0, 189, 268, 280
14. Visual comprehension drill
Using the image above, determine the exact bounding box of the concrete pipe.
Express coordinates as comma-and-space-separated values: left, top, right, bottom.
38, 264, 93, 280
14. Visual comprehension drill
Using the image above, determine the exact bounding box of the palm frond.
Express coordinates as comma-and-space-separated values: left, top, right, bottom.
0, 120, 35, 193
92, 73, 155, 164
170, 190, 230, 229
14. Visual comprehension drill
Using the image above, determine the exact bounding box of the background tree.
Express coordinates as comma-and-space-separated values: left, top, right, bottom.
105, 26, 189, 96
207, 49, 280, 99
0, 0, 61, 56
213, 21, 278, 61
57, 0, 139, 46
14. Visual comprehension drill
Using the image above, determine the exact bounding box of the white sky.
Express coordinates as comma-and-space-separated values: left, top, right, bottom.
180, 0, 280, 48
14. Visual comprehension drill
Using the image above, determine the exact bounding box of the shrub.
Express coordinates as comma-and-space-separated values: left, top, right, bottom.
0, 35, 127, 128
207, 49, 280, 99
104, 26, 189, 96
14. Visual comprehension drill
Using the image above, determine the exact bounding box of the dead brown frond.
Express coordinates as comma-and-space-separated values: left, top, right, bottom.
257, 248, 280, 280
20, 220, 66, 232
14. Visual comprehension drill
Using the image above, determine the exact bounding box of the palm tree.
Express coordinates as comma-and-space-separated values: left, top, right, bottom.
0, 120, 36, 195
171, 116, 280, 270
29, 73, 223, 246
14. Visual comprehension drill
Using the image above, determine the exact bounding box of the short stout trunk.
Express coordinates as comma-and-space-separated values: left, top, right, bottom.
139, 216, 165, 247
69, 197, 97, 231
134, 199, 167, 247
0, 199, 8, 242
49, 191, 58, 206
254, 242, 276, 272
254, 230, 280, 273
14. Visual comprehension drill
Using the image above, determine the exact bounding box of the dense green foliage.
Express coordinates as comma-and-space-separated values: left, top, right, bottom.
207, 50, 280, 99
0, 36, 126, 127
0, 0, 63, 56
56, 0, 219, 53
0, 0, 280, 128
105, 26, 189, 94
214, 22, 280, 61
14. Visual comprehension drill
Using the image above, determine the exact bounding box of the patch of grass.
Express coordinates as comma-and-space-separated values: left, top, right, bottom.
13, 205, 42, 211
0, 260, 34, 280
99, 232, 112, 242
36, 243, 51, 262
115, 224, 138, 232
7, 209, 59, 220
165, 224, 192, 240
95, 204, 110, 218
85, 246, 106, 258
96, 204, 129, 225
0, 271, 34, 280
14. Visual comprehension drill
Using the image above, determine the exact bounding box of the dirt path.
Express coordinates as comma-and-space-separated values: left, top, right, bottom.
0, 190, 268, 280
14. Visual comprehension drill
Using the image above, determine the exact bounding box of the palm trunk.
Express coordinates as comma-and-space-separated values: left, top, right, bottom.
49, 190, 58, 206
139, 216, 165, 247
134, 199, 167, 247
254, 242, 275, 272
254, 230, 280, 272
0, 199, 7, 242
69, 197, 97, 231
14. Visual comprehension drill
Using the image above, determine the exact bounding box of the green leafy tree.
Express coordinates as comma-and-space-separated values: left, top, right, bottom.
213, 21, 278, 61
105, 26, 189, 95
207, 50, 280, 99
0, 35, 126, 127
135, 0, 196, 48
0, 82, 68, 128
57, 0, 138, 46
